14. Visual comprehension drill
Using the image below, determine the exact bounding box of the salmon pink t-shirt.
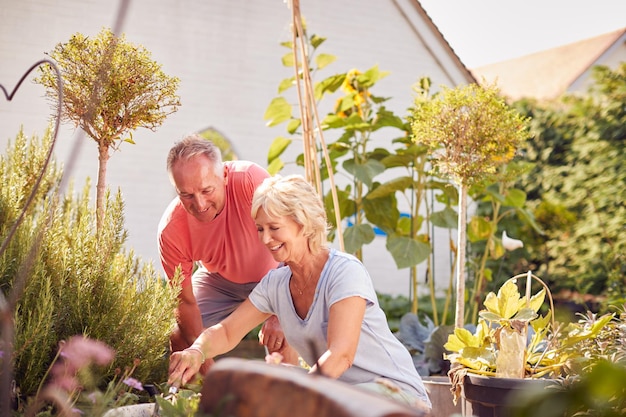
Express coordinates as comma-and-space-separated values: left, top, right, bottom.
158, 160, 278, 287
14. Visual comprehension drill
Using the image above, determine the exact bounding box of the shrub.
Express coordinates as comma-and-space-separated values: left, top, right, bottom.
0, 128, 179, 399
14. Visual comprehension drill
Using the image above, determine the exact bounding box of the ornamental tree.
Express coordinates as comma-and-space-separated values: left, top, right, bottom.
37, 27, 181, 231
410, 82, 531, 328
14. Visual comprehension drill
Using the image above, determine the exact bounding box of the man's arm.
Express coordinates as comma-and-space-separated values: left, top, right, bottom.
171, 284, 205, 351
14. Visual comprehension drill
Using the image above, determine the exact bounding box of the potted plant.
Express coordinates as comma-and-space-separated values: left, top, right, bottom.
443, 272, 615, 417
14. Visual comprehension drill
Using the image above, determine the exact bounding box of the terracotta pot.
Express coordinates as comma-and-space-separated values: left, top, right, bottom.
422, 376, 462, 417
461, 374, 555, 417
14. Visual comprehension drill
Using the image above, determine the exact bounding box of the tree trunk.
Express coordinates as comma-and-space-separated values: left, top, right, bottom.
455, 184, 467, 329
96, 143, 109, 233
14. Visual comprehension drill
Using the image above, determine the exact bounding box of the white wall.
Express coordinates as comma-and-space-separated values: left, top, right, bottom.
0, 0, 468, 297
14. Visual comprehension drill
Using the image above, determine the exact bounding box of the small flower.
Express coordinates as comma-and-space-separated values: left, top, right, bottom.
265, 352, 284, 365
502, 231, 524, 251
59, 336, 115, 369
123, 377, 144, 391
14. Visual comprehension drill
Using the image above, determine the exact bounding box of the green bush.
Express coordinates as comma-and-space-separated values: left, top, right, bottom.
1, 128, 179, 398
511, 63, 626, 303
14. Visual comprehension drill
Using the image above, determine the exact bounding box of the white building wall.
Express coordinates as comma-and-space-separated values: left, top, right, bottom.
0, 0, 469, 297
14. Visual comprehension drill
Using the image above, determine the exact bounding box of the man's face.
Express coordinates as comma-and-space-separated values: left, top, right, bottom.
170, 154, 227, 223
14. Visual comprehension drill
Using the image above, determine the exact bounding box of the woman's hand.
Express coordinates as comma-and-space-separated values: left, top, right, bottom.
168, 347, 205, 387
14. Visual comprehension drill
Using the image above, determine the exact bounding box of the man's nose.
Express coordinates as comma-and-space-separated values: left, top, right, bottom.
193, 195, 206, 211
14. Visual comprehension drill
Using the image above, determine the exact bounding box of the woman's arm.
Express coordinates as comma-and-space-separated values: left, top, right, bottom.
168, 299, 270, 386
312, 296, 366, 378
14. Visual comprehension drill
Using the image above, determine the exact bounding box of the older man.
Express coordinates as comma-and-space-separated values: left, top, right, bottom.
158, 134, 294, 371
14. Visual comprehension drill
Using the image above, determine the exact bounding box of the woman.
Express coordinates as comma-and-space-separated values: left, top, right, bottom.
168, 175, 431, 409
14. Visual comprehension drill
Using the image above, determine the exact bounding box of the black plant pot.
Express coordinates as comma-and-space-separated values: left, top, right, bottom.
461, 374, 555, 417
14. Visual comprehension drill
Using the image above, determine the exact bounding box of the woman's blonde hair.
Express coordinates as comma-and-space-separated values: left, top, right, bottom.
251, 175, 329, 254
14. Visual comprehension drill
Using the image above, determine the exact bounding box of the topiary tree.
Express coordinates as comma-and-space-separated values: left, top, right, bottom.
36, 27, 181, 231
410, 82, 531, 328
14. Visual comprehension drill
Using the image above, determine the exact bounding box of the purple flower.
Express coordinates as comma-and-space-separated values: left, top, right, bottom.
50, 336, 115, 394
59, 336, 115, 369
123, 377, 144, 391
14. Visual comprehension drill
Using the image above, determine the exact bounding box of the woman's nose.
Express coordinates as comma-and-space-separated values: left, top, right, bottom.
260, 229, 271, 243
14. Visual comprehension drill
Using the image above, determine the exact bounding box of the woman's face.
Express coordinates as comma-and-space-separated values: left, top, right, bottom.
255, 207, 306, 264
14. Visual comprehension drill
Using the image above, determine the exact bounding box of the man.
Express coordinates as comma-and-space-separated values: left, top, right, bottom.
158, 134, 293, 371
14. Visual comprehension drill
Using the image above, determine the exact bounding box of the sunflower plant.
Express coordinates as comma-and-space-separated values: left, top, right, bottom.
264, 26, 458, 321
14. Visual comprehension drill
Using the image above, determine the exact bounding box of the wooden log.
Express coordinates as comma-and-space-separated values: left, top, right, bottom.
199, 358, 430, 417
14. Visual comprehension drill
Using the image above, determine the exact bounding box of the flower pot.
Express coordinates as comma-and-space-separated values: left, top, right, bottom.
422, 376, 462, 417
461, 374, 555, 417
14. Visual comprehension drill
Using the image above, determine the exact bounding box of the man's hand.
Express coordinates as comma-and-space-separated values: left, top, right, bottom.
258, 315, 285, 352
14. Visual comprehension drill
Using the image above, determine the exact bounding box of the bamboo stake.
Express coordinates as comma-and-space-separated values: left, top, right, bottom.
287, 0, 344, 250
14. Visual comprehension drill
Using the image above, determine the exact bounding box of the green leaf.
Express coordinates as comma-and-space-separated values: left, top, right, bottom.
373, 108, 407, 130
363, 194, 399, 233
314, 74, 345, 99
504, 188, 526, 207
467, 216, 493, 242
361, 65, 389, 87
286, 118, 301, 134
479, 311, 502, 322
513, 307, 538, 321
490, 239, 505, 260
366, 176, 413, 199
343, 159, 385, 188
396, 216, 412, 235
267, 137, 292, 163
528, 288, 546, 313
321, 114, 348, 129
278, 77, 294, 94
310, 34, 326, 48
515, 206, 544, 235
281, 52, 294, 67
267, 157, 284, 175
343, 224, 376, 254
315, 53, 336, 70
264, 97, 292, 127
430, 206, 458, 229
386, 235, 430, 269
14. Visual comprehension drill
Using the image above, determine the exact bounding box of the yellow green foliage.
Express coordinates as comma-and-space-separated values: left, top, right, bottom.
0, 129, 179, 397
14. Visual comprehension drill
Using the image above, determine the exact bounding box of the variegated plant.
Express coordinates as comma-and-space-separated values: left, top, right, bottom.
443, 275, 614, 379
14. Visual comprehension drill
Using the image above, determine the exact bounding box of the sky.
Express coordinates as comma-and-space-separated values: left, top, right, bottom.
417, 0, 626, 68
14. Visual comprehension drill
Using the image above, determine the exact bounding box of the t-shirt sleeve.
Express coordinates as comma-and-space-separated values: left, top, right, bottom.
326, 256, 377, 307
157, 201, 194, 287
159, 230, 194, 287
248, 271, 275, 314
239, 161, 270, 200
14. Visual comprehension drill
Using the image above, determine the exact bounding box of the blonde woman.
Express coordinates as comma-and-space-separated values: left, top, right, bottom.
168, 174, 431, 409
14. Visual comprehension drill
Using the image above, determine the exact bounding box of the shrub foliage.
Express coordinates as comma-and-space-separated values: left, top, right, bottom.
0, 128, 179, 397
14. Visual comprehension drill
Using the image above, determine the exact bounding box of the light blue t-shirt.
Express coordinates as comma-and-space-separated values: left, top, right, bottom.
248, 249, 431, 406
